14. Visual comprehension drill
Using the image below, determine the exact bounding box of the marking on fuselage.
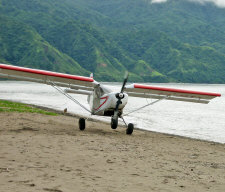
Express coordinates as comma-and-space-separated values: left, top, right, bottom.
94, 96, 109, 111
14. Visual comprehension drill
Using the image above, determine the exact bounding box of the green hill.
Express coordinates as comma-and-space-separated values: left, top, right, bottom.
115, 30, 225, 83
44, 21, 139, 81
81, 0, 225, 54
1, 0, 225, 83
0, 15, 88, 75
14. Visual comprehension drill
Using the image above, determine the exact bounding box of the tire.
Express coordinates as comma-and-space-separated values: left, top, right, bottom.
79, 118, 85, 131
126, 123, 134, 135
111, 117, 118, 129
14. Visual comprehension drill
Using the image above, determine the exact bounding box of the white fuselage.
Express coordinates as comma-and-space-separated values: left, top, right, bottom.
88, 84, 128, 116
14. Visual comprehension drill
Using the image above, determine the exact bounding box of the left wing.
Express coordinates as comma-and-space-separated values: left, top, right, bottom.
0, 64, 95, 92
125, 83, 221, 104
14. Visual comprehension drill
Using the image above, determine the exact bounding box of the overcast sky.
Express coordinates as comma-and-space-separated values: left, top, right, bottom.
151, 0, 225, 8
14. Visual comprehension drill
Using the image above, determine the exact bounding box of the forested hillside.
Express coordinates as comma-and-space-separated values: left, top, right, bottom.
1, 0, 225, 83
0, 15, 88, 75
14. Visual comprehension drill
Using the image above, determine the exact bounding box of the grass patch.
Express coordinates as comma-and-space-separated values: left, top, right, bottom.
0, 100, 57, 116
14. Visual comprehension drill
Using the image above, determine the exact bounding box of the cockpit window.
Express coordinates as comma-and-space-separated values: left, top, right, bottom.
100, 85, 111, 94
94, 84, 112, 97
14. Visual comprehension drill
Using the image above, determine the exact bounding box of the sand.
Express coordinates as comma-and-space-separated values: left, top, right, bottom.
0, 112, 225, 192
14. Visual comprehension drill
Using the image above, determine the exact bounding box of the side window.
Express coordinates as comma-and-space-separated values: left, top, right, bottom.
87, 95, 90, 103
99, 87, 104, 96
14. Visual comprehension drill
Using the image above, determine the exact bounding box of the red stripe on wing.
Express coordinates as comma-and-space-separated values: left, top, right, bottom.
0, 64, 94, 82
134, 84, 221, 97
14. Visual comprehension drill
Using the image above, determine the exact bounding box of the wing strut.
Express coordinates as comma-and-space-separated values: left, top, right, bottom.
49, 81, 91, 113
123, 96, 168, 117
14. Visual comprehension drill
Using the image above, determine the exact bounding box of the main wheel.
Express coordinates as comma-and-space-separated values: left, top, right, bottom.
126, 123, 134, 135
79, 118, 85, 131
111, 117, 118, 129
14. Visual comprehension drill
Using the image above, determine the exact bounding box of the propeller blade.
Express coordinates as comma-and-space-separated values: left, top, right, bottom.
113, 71, 129, 118
120, 71, 129, 93
112, 71, 129, 128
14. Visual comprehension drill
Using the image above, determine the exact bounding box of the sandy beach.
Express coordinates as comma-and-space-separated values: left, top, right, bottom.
0, 111, 225, 192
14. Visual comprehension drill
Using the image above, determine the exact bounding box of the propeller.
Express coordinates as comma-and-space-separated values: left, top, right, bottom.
112, 71, 129, 128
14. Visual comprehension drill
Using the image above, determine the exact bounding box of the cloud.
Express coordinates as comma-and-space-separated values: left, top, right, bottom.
151, 0, 168, 3
151, 0, 225, 8
189, 0, 225, 8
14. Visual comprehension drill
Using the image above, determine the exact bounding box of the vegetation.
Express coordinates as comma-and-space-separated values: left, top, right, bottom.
0, 100, 57, 115
0, 15, 89, 75
0, 0, 225, 83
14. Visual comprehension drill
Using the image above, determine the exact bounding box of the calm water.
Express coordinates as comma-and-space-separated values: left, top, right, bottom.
0, 81, 224, 143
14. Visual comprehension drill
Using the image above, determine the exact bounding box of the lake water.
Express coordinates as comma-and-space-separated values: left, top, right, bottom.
0, 81, 224, 143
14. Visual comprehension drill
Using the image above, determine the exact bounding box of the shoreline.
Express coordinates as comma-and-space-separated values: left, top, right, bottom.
11, 100, 225, 145
1, 99, 224, 145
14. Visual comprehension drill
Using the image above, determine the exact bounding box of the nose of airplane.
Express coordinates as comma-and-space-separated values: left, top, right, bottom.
115, 92, 125, 99
118, 93, 128, 107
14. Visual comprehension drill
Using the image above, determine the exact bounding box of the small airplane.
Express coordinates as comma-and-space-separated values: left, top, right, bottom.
0, 63, 221, 135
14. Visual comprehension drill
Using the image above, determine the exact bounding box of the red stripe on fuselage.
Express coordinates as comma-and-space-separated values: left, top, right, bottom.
94, 96, 109, 111
134, 84, 221, 97
0, 64, 94, 82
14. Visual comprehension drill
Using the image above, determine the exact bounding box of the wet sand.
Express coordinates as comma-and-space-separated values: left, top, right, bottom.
0, 112, 225, 192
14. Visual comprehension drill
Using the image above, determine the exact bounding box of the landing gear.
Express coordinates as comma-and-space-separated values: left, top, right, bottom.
79, 118, 85, 131
111, 116, 118, 129
111, 116, 134, 135
126, 123, 134, 135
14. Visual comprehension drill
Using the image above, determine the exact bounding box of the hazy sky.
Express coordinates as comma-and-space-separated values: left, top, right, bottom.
151, 0, 225, 8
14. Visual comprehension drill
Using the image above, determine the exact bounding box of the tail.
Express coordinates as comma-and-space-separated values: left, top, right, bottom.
90, 73, 93, 79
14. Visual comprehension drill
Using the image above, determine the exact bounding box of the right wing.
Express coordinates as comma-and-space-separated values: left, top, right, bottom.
0, 64, 95, 93
125, 83, 221, 104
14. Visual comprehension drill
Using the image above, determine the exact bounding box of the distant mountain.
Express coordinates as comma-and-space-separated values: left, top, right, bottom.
114, 30, 225, 83
0, 0, 225, 83
44, 21, 141, 81
0, 15, 88, 75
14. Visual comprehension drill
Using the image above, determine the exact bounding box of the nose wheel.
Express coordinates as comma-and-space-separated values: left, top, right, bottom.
111, 116, 118, 129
